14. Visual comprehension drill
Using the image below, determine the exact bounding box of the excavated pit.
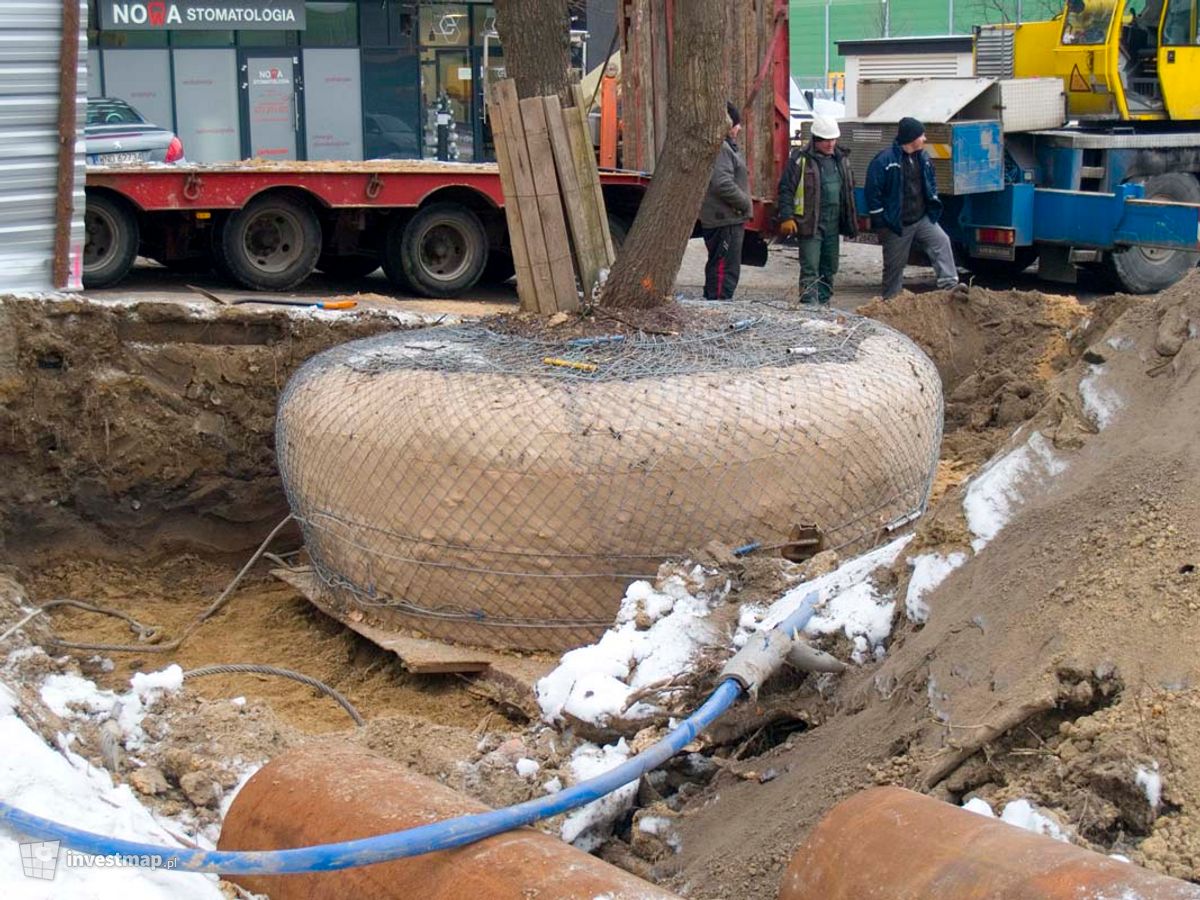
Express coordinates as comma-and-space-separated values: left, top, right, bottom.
4, 280, 1198, 898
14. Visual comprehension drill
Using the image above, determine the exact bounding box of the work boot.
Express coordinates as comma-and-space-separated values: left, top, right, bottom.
950, 282, 969, 300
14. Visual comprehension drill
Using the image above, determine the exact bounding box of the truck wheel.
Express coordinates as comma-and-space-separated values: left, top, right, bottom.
480, 249, 516, 285
967, 247, 1038, 281
1105, 172, 1200, 293
391, 202, 488, 298
318, 254, 380, 279
83, 193, 138, 289
218, 194, 321, 291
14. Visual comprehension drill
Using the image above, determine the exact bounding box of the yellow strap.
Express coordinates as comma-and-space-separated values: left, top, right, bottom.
793, 156, 807, 217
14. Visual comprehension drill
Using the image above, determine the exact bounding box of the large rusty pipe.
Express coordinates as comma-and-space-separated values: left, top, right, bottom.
779, 786, 1200, 900
219, 744, 683, 900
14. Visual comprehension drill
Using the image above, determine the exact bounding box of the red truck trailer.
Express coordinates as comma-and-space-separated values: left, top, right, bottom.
82, 3, 789, 298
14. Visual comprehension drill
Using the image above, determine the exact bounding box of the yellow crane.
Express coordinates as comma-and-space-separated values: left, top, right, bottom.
1012, 0, 1200, 120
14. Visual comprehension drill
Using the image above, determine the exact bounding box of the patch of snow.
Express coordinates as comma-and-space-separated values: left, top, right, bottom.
638, 815, 682, 852
1105, 335, 1135, 351
750, 535, 912, 663
999, 799, 1069, 842
40, 666, 182, 750
963, 431, 1066, 552
542, 777, 562, 794
536, 578, 723, 726
560, 740, 638, 850
0, 697, 224, 899
515, 758, 540, 778
962, 797, 995, 817
1109, 853, 1132, 863
229, 697, 246, 708
904, 552, 968, 623
1136, 763, 1162, 809
1079, 365, 1122, 429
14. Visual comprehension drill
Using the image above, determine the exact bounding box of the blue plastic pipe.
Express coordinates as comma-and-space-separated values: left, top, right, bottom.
0, 593, 818, 875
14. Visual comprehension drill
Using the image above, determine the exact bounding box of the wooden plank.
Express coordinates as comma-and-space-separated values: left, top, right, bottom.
487, 84, 537, 312
568, 84, 615, 266
272, 567, 553, 702
651, 0, 668, 161
544, 95, 602, 298
637, 0, 656, 172
492, 80, 558, 313
519, 95, 579, 313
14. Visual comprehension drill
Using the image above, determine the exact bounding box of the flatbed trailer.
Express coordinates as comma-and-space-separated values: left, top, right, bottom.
82, 160, 656, 296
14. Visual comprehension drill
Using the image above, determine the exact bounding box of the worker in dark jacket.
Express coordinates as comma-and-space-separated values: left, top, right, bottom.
775, 115, 858, 305
864, 117, 963, 299
699, 101, 752, 300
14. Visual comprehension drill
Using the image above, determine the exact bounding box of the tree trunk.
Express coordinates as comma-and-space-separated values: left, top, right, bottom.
494, 0, 572, 102
600, 0, 730, 310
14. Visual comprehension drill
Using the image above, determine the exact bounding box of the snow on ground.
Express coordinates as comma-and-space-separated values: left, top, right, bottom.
39, 665, 183, 750
536, 569, 727, 726
905, 552, 968, 623
1079, 364, 1123, 429
963, 430, 1067, 552
0, 680, 224, 899
559, 740, 638, 851
962, 796, 1070, 842
1136, 763, 1163, 810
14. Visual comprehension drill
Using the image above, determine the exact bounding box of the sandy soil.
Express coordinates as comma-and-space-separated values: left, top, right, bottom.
3, 256, 1198, 898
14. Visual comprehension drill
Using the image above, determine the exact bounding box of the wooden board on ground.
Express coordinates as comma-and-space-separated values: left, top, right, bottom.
271, 566, 554, 708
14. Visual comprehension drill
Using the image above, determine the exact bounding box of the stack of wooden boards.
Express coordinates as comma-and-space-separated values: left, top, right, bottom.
489, 80, 615, 314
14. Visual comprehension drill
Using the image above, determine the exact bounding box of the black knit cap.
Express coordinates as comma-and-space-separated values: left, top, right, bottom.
726, 101, 741, 127
897, 117, 925, 144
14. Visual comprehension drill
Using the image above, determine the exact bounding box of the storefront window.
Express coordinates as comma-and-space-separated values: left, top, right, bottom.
99, 30, 168, 48
237, 30, 299, 47
304, 2, 358, 46
420, 4, 470, 47
362, 47, 421, 158
171, 30, 235, 47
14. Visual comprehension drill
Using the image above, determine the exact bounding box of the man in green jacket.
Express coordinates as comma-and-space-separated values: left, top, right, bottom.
775, 115, 859, 305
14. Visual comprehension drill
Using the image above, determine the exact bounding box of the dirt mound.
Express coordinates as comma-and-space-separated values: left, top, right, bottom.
0, 298, 410, 564
860, 286, 1137, 474
661, 276, 1200, 896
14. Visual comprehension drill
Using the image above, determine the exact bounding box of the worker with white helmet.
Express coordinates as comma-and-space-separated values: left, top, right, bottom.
775, 114, 859, 305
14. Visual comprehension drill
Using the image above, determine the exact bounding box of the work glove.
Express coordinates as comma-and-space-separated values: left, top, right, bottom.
777, 218, 798, 237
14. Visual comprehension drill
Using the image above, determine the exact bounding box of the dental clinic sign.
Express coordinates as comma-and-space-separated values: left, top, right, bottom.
100, 1, 306, 30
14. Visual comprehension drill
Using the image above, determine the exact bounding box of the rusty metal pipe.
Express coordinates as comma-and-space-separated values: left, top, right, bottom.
779, 786, 1200, 900
219, 744, 683, 900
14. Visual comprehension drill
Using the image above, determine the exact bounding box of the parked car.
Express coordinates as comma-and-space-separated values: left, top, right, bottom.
86, 98, 184, 165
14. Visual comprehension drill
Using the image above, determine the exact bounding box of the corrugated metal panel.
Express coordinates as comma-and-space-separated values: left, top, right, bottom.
0, 0, 87, 292
976, 27, 1016, 78
857, 54, 962, 79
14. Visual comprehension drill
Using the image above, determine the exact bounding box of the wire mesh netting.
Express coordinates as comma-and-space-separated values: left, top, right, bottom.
276, 302, 943, 652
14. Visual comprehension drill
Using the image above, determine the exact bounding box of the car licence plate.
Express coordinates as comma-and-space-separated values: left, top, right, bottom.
94, 151, 146, 164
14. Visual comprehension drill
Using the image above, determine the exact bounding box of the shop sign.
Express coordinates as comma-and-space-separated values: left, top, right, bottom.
100, 1, 307, 30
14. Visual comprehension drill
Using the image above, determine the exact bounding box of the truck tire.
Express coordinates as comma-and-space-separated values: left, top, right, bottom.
317, 254, 380, 279
217, 194, 321, 291
390, 202, 488, 298
83, 193, 139, 289
480, 249, 515, 285
967, 247, 1039, 281
1105, 172, 1200, 294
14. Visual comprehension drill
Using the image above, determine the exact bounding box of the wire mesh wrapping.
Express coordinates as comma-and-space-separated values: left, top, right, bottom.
276, 302, 943, 652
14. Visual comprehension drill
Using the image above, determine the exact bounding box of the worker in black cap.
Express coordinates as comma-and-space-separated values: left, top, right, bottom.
699, 101, 752, 300
863, 116, 964, 300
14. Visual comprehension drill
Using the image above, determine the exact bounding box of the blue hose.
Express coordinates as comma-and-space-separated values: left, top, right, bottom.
0, 594, 818, 875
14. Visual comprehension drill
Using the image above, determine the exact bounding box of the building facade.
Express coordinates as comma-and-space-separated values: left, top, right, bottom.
86, 0, 590, 164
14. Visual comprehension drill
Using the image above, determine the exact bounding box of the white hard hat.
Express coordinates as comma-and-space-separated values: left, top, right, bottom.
811, 115, 840, 140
